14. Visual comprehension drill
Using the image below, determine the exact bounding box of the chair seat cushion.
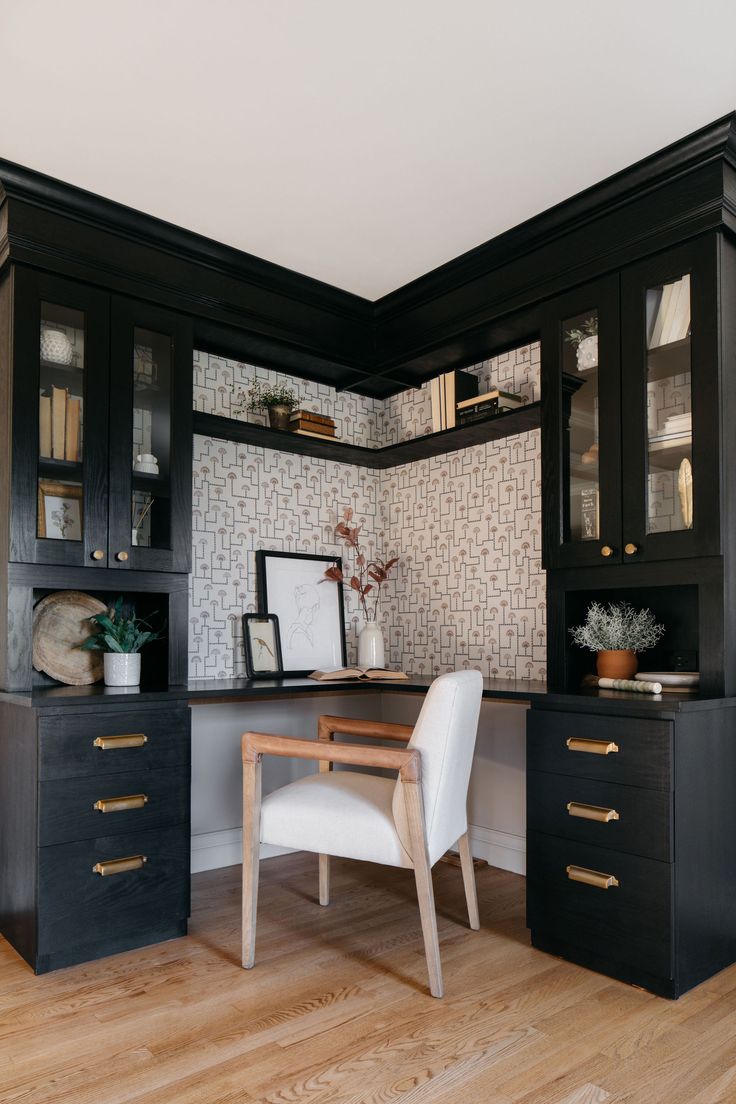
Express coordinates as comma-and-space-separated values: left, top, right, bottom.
260, 771, 413, 868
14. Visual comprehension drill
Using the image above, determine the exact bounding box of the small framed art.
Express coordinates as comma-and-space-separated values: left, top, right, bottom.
243, 613, 284, 679
256, 550, 347, 677
37, 480, 83, 541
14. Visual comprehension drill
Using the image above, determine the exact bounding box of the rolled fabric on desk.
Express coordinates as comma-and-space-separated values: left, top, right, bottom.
597, 677, 663, 694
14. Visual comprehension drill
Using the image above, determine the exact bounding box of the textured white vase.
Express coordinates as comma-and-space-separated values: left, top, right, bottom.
104, 652, 141, 687
357, 622, 385, 669
40, 326, 73, 365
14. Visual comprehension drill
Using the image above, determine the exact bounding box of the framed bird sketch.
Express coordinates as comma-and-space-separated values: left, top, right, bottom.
255, 550, 347, 677
243, 613, 284, 679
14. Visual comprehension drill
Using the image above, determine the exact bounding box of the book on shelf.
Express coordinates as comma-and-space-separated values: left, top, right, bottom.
293, 428, 340, 441
64, 397, 81, 461
39, 394, 52, 457
289, 409, 335, 428
429, 370, 478, 431
290, 420, 335, 437
649, 274, 691, 349
51, 385, 67, 460
309, 666, 409, 682
456, 388, 524, 411
579, 485, 599, 541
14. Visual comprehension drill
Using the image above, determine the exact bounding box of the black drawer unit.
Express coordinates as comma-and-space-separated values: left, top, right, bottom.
527, 701, 736, 999
0, 699, 192, 974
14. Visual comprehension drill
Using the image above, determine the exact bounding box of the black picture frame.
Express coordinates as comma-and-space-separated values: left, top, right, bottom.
256, 550, 347, 676
242, 613, 284, 679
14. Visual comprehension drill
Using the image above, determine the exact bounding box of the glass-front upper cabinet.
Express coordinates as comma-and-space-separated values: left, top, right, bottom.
10, 269, 110, 567
542, 276, 621, 569
108, 300, 192, 573
621, 236, 720, 563
9, 270, 192, 572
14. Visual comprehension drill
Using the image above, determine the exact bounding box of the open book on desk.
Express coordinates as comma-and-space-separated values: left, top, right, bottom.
309, 667, 409, 682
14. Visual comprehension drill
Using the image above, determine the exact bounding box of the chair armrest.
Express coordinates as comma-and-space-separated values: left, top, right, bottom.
242, 731, 420, 782
318, 715, 414, 744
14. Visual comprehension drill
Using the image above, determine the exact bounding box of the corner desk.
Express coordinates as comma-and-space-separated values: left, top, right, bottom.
1, 676, 734, 998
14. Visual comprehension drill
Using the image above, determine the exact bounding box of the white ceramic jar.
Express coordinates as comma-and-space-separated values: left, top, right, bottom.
357, 622, 385, 669
104, 652, 142, 687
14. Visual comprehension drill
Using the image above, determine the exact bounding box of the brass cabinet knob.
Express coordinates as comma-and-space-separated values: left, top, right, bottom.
91, 549, 105, 561
624, 542, 639, 555
600, 545, 614, 558
116, 551, 129, 562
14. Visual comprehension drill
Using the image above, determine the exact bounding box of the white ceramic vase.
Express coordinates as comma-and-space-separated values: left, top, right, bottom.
104, 652, 141, 687
357, 622, 385, 669
40, 326, 73, 365
576, 334, 598, 371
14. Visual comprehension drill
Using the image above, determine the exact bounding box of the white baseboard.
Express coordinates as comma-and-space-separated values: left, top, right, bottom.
191, 823, 526, 876
190, 827, 294, 873
467, 824, 526, 876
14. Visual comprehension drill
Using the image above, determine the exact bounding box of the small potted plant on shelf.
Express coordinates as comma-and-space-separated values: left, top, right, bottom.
241, 380, 299, 430
569, 600, 664, 679
80, 596, 165, 687
564, 316, 598, 371
322, 507, 399, 668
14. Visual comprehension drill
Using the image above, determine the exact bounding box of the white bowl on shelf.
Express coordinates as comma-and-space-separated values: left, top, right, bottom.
40, 327, 73, 365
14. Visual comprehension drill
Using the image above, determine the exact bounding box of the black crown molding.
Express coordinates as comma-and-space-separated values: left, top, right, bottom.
1, 111, 735, 398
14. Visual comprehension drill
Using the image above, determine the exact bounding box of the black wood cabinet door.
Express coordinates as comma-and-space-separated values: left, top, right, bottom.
9, 269, 110, 568
542, 275, 622, 569
620, 235, 720, 563
108, 299, 193, 573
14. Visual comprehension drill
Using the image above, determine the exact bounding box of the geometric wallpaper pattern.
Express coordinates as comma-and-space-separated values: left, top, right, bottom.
190, 343, 546, 680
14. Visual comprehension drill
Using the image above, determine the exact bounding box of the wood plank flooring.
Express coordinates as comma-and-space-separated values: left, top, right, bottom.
1, 854, 735, 1103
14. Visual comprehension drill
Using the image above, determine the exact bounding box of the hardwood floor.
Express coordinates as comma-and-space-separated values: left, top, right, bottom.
1, 854, 736, 1103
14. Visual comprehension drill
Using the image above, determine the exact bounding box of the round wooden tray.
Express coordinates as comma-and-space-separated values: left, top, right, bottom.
32, 591, 107, 685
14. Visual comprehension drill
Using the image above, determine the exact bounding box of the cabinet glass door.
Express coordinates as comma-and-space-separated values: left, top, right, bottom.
621, 236, 720, 562
542, 276, 621, 569
10, 270, 109, 567
108, 299, 192, 573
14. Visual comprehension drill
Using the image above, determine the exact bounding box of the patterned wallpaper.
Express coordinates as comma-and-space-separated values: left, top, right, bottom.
189, 344, 546, 681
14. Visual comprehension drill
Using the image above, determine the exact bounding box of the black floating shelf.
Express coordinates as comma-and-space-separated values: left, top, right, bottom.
193, 403, 540, 470
132, 472, 170, 497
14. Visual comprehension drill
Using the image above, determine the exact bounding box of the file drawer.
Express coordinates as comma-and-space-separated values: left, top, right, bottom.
527, 769, 672, 862
39, 767, 190, 845
527, 831, 673, 978
39, 707, 190, 781
527, 709, 672, 790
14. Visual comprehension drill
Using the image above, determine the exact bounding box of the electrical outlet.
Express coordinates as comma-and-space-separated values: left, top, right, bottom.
668, 650, 698, 671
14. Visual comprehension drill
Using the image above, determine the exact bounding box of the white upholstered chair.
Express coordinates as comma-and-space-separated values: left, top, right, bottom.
241, 670, 483, 997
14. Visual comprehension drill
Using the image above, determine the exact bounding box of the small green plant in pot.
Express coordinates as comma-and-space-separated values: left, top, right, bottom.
569, 601, 664, 679
81, 597, 165, 687
242, 380, 298, 430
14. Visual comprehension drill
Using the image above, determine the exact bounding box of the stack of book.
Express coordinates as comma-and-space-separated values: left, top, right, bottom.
456, 388, 525, 425
649, 411, 692, 453
648, 274, 691, 348
39, 386, 81, 462
289, 410, 337, 440
429, 370, 478, 431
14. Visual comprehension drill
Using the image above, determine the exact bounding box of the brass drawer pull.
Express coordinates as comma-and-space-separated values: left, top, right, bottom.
92, 854, 147, 876
567, 801, 619, 823
93, 794, 148, 814
566, 736, 619, 756
93, 733, 147, 750
566, 864, 619, 890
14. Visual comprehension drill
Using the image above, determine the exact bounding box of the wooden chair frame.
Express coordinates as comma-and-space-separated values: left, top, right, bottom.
241, 715, 480, 998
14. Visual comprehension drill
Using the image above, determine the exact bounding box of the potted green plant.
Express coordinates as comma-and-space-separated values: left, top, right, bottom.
569, 600, 664, 679
80, 597, 165, 687
242, 380, 299, 430
564, 315, 598, 371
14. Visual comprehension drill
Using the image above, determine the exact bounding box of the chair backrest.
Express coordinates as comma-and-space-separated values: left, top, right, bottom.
392, 670, 483, 865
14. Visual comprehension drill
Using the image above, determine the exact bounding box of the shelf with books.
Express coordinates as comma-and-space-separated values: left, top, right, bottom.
37, 457, 83, 481
193, 401, 541, 470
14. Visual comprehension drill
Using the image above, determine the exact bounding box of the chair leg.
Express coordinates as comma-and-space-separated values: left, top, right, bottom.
242, 756, 262, 969
402, 781, 444, 998
457, 832, 480, 930
319, 854, 330, 906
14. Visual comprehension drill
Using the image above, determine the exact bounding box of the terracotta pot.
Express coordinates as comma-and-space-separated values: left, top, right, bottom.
268, 404, 291, 430
596, 649, 637, 679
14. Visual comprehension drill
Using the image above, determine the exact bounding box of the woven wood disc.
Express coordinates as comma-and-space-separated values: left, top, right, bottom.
32, 591, 107, 685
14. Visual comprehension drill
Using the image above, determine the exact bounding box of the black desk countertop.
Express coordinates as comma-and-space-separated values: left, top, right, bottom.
3, 674, 732, 719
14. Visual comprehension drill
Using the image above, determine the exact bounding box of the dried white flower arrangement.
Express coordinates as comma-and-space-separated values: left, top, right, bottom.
569, 601, 665, 653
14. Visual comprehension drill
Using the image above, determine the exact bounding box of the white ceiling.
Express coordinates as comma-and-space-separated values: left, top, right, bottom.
3, 1, 736, 299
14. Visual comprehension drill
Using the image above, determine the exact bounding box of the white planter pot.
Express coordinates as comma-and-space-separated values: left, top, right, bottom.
104, 652, 141, 687
357, 622, 385, 669
576, 334, 598, 371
